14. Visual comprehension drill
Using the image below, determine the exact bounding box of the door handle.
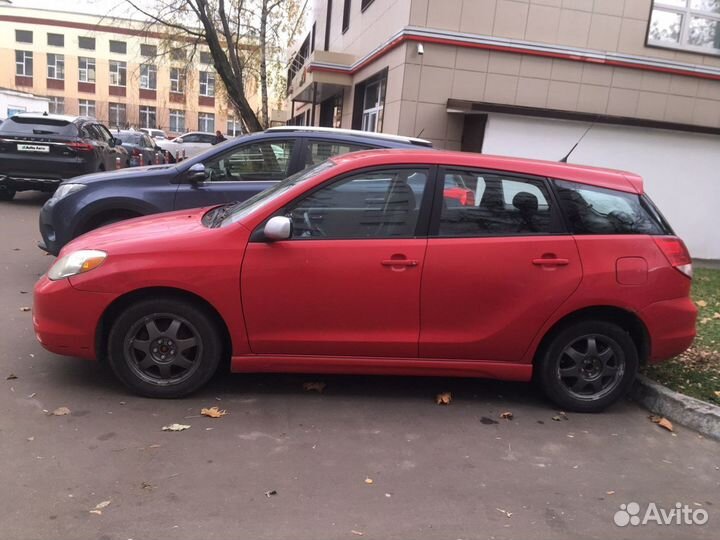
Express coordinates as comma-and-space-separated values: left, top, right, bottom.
381, 259, 418, 267
532, 258, 569, 266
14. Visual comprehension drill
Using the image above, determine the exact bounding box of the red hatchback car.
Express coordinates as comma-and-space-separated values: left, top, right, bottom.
33, 150, 696, 411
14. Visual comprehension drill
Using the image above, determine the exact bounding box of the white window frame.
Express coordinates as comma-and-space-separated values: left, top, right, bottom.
15, 50, 32, 77
140, 64, 157, 90
78, 57, 96, 83
48, 96, 64, 114
79, 99, 96, 118
169, 109, 185, 133
109, 103, 126, 128
170, 67, 185, 93
109, 60, 127, 87
648, 0, 720, 55
198, 112, 215, 132
47, 53, 64, 80
227, 118, 243, 136
361, 78, 385, 133
199, 70, 215, 97
140, 106, 157, 129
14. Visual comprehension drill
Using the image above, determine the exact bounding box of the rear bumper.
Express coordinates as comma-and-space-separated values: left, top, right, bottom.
33, 274, 116, 360
0, 175, 61, 193
640, 297, 697, 362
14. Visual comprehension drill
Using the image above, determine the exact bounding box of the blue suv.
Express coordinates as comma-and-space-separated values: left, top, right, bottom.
38, 127, 432, 255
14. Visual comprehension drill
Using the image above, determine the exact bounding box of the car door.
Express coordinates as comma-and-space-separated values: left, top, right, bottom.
173, 138, 300, 210
241, 166, 434, 357
419, 168, 582, 362
95, 124, 122, 170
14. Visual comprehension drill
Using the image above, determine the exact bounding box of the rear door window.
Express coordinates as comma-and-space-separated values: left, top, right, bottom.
554, 179, 666, 235
0, 117, 78, 137
305, 139, 372, 168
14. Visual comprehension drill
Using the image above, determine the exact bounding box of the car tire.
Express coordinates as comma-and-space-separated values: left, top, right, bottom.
0, 188, 16, 201
537, 320, 638, 413
107, 297, 223, 398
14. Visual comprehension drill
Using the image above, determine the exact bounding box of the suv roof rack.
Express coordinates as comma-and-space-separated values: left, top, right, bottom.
265, 126, 432, 147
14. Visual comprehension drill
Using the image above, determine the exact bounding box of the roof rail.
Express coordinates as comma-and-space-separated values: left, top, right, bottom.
265, 126, 433, 147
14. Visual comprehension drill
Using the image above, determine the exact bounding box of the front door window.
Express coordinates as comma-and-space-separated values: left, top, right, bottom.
202, 140, 296, 182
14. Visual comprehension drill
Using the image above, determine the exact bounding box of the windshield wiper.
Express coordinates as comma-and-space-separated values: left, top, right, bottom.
208, 201, 239, 228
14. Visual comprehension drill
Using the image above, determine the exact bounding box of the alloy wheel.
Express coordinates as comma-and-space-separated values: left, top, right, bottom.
556, 334, 625, 402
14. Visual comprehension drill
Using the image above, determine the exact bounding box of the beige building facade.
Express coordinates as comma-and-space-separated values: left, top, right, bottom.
0, 5, 252, 137
288, 0, 720, 259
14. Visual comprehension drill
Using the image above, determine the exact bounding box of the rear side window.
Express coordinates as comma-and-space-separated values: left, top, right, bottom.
554, 179, 668, 235
305, 140, 371, 168
0, 117, 78, 137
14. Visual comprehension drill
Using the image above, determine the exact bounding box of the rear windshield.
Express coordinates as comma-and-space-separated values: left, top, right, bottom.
117, 133, 143, 144
554, 179, 670, 235
0, 117, 78, 137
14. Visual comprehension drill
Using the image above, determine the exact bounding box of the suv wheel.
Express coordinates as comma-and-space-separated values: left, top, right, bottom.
107, 298, 222, 398
537, 321, 638, 412
0, 188, 16, 201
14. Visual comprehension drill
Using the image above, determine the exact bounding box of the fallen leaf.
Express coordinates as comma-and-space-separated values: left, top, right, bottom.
649, 415, 674, 432
303, 381, 326, 393
496, 508, 513, 518
500, 411, 514, 420
27, 392, 36, 398
552, 411, 569, 421
606, 490, 615, 495
714, 391, 720, 398
89, 500, 111, 515
200, 406, 227, 418
700, 318, 710, 324
19, 307, 31, 312
364, 477, 374, 485
712, 312, 720, 319
696, 300, 708, 307
6, 373, 17, 380
27, 436, 34, 441
51, 406, 70, 416
162, 423, 191, 432
265, 489, 277, 497
141, 481, 154, 490
351, 531, 364, 536
435, 392, 452, 405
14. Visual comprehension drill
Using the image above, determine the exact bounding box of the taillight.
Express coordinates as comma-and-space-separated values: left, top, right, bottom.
66, 142, 94, 152
131, 148, 141, 156
654, 236, 693, 278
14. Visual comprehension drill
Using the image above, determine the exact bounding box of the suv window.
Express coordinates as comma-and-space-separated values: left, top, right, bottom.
0, 117, 78, 137
199, 134, 217, 144
305, 139, 372, 168
438, 170, 555, 236
286, 168, 429, 239
203, 140, 296, 182
554, 180, 666, 235
181, 134, 198, 143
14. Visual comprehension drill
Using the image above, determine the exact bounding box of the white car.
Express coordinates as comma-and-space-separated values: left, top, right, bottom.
139, 128, 168, 140
156, 131, 218, 161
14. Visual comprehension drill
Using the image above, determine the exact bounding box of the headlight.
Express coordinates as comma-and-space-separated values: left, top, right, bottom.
52, 183, 86, 201
48, 250, 107, 281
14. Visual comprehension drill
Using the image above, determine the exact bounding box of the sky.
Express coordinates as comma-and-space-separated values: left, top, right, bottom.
7, 0, 152, 18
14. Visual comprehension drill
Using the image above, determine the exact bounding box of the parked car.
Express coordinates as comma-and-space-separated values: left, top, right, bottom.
0, 113, 125, 200
116, 131, 166, 167
33, 149, 696, 411
38, 127, 432, 255
139, 128, 167, 140
156, 131, 216, 161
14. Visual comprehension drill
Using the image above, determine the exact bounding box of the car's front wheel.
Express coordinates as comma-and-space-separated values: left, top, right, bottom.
107, 298, 223, 398
537, 321, 638, 412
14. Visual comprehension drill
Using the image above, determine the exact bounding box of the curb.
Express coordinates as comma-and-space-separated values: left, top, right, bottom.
631, 374, 720, 441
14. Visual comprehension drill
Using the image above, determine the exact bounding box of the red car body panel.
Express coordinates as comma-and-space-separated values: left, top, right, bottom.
33, 150, 696, 383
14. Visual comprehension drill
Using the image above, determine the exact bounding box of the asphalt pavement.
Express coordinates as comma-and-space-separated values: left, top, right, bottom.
1, 192, 718, 540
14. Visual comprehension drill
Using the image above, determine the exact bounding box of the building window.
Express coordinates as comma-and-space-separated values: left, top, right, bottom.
170, 67, 185, 93
15, 51, 33, 77
354, 72, 386, 133
170, 48, 186, 61
140, 64, 157, 90
342, 0, 351, 33
16, 30, 32, 43
78, 57, 96, 82
199, 71, 215, 97
140, 106, 157, 128
199, 51, 212, 64
109, 60, 127, 86
79, 99, 96, 117
109, 103, 127, 128
48, 96, 64, 114
227, 118, 243, 136
140, 43, 157, 57
47, 33, 64, 47
169, 109, 185, 132
47, 53, 64, 80
109, 40, 127, 54
649, 1, 720, 54
198, 112, 215, 132
361, 0, 374, 11
78, 36, 95, 50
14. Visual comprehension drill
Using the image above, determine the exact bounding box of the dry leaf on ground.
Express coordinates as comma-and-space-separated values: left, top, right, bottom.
696, 300, 708, 307
265, 490, 277, 497
51, 406, 70, 416
714, 391, 720, 398
435, 392, 452, 405
162, 423, 191, 432
649, 415, 674, 432
606, 490, 616, 495
713, 313, 720, 320
19, 307, 31, 312
500, 411, 514, 420
364, 477, 374, 485
201, 406, 227, 418
303, 381, 327, 393
6, 373, 17, 380
351, 531, 364, 536
89, 500, 111, 515
496, 508, 513, 518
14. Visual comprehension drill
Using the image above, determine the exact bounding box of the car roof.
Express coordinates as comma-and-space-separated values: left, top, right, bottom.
266, 126, 432, 147
9, 112, 96, 124
329, 149, 643, 194
177, 131, 215, 136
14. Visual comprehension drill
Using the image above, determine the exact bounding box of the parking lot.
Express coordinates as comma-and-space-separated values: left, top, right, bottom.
1, 193, 718, 540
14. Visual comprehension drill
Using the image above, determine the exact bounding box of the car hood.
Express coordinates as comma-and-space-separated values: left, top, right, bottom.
62, 207, 211, 255
66, 164, 178, 185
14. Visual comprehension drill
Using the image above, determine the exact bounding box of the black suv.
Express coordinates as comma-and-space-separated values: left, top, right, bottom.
0, 113, 125, 200
39, 127, 432, 255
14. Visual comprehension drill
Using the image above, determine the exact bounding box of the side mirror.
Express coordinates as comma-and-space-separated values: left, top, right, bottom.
113, 137, 122, 146
175, 138, 184, 144
264, 216, 291, 241
186, 163, 207, 184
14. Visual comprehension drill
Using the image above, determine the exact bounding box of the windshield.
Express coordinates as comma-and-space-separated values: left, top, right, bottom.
219, 160, 336, 227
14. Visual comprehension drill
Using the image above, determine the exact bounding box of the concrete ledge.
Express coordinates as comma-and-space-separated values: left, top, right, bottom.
631, 374, 720, 441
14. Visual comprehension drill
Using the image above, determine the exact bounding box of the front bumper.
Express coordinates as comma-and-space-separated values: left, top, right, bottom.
640, 296, 697, 362
33, 274, 116, 360
38, 196, 70, 256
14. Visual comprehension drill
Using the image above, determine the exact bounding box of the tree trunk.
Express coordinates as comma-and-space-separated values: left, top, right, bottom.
260, 0, 269, 129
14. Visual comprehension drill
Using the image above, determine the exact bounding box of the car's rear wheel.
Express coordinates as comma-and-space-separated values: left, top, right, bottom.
537, 321, 638, 412
0, 187, 16, 201
107, 298, 222, 398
